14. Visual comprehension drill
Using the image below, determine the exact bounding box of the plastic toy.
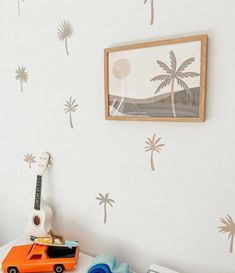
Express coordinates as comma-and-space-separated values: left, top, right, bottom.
2, 243, 79, 273
30, 235, 79, 248
148, 264, 180, 273
48, 230, 65, 244
88, 255, 131, 273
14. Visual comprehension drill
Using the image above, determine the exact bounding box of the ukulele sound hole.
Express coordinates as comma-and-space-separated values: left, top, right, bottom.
33, 216, 40, 226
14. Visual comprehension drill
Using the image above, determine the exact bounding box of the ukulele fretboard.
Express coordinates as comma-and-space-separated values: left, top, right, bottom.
34, 175, 42, 210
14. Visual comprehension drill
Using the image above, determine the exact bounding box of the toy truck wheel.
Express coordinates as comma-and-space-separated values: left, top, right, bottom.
7, 267, 18, 273
54, 265, 64, 273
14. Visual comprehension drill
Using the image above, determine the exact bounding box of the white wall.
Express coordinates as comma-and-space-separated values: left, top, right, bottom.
0, 1, 235, 272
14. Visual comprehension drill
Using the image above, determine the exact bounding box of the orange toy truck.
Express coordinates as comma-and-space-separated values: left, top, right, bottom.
2, 243, 79, 273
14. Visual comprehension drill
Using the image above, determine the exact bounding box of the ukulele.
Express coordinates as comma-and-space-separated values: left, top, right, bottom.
25, 152, 53, 237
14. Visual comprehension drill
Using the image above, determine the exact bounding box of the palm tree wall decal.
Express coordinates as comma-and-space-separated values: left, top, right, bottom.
23, 153, 36, 169
57, 20, 74, 56
96, 193, 115, 224
218, 215, 235, 253
15, 66, 28, 92
150, 51, 200, 117
144, 0, 155, 25
18, 0, 24, 15
64, 97, 78, 129
144, 133, 164, 171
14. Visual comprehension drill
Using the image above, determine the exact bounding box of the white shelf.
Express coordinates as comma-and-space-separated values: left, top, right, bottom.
0, 239, 178, 273
0, 238, 93, 273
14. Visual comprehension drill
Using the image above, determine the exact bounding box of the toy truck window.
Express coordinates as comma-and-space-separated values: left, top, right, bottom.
30, 254, 42, 260
47, 246, 76, 258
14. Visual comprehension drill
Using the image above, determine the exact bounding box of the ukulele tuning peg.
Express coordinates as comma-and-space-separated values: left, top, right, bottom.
48, 156, 53, 168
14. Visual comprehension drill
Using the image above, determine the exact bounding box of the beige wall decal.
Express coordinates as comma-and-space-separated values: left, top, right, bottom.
64, 97, 78, 129
57, 20, 74, 56
144, 0, 155, 25
144, 133, 164, 171
18, 0, 24, 15
96, 193, 115, 224
218, 215, 235, 253
150, 51, 200, 117
23, 153, 36, 169
15, 66, 28, 92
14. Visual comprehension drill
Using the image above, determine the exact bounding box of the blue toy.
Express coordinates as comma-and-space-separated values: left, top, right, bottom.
88, 255, 131, 273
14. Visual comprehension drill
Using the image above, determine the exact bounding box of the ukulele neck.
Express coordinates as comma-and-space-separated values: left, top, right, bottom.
34, 175, 42, 210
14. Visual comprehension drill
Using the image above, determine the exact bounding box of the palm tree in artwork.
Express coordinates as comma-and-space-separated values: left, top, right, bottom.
96, 193, 115, 224
150, 51, 200, 117
144, 0, 155, 25
144, 133, 164, 171
218, 215, 235, 253
23, 153, 36, 169
64, 97, 78, 129
15, 66, 28, 92
57, 20, 74, 56
18, 0, 24, 15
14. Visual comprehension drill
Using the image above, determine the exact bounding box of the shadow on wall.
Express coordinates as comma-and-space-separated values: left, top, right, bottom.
52, 215, 157, 273
17, 0, 24, 15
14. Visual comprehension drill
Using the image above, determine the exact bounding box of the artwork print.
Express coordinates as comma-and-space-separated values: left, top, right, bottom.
104, 35, 208, 122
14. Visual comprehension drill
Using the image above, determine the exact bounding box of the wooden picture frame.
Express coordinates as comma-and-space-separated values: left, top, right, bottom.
104, 34, 208, 122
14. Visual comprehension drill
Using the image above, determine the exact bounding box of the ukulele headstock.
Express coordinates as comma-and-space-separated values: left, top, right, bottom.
38, 152, 52, 176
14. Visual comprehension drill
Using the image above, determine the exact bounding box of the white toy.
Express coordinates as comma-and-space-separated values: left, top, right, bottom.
148, 264, 180, 273
25, 152, 53, 237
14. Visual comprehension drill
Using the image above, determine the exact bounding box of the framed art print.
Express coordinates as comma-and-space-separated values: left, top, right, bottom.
104, 35, 208, 122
